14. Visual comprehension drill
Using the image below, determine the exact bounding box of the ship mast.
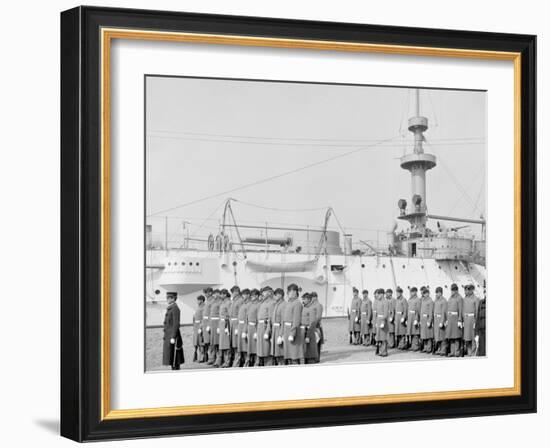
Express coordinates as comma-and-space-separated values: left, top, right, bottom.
397, 89, 437, 234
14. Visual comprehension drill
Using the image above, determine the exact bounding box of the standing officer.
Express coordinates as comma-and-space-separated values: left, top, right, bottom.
406, 287, 421, 351
282, 283, 304, 364
373, 288, 390, 357
310, 291, 324, 362
207, 289, 221, 365
419, 286, 434, 353
349, 287, 362, 345
233, 288, 250, 367
394, 287, 408, 349
433, 286, 448, 356
244, 289, 260, 367
215, 289, 232, 368
476, 288, 486, 356
385, 288, 397, 348
271, 288, 286, 365
162, 291, 184, 370
360, 290, 372, 346
192, 295, 205, 362
445, 283, 464, 357
463, 284, 479, 356
257, 286, 275, 366
301, 293, 319, 364
201, 287, 213, 363
229, 285, 243, 366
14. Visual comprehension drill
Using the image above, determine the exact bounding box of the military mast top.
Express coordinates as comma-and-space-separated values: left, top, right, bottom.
397, 89, 437, 236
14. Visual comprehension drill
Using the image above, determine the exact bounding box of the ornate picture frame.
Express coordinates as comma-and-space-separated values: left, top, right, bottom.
60, 6, 536, 441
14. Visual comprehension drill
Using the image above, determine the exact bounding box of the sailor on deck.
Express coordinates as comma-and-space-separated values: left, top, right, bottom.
446, 283, 464, 357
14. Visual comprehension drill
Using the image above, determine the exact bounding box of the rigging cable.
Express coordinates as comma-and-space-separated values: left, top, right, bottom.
149, 134, 403, 216
425, 139, 484, 216
233, 199, 329, 213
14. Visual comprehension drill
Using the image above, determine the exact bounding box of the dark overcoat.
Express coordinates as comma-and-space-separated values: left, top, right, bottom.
348, 296, 362, 332
192, 303, 204, 346
462, 294, 479, 341
229, 295, 243, 348
257, 298, 275, 357
218, 297, 232, 350
406, 295, 421, 336
420, 296, 434, 339
209, 298, 221, 345
394, 296, 408, 336
237, 299, 250, 352
301, 303, 319, 360
360, 298, 372, 335
271, 299, 286, 357
433, 297, 448, 342
246, 300, 260, 354
162, 303, 184, 367
445, 293, 464, 339
201, 298, 212, 345
373, 298, 389, 341
282, 298, 304, 360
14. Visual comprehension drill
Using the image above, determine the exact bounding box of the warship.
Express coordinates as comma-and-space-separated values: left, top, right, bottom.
146, 89, 486, 325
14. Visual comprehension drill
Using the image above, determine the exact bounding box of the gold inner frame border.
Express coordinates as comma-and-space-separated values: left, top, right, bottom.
100, 27, 522, 420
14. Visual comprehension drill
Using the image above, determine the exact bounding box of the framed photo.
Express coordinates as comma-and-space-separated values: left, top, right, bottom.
60, 6, 537, 441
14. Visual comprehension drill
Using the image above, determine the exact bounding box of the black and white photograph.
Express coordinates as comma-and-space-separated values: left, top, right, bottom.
145, 76, 487, 372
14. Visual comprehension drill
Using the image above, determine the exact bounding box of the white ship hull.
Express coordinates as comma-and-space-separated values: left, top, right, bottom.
146, 249, 486, 325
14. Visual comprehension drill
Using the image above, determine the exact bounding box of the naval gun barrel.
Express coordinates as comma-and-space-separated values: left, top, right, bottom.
243, 236, 292, 246
427, 214, 486, 225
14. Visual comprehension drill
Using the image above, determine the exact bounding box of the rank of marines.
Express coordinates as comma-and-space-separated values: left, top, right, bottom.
347, 283, 486, 358
162, 281, 485, 370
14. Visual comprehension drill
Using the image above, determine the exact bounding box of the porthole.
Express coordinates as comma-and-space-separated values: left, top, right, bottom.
167, 262, 171, 266
196, 262, 200, 266
421, 265, 424, 269
402, 265, 406, 269
232, 261, 237, 266
361, 264, 365, 268
454, 266, 458, 270
382, 264, 386, 268
182, 262, 185, 266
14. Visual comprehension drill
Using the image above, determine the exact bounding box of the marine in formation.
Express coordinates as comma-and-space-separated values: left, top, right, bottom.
164, 281, 485, 369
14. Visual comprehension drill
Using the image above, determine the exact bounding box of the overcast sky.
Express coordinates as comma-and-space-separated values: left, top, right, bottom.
145, 76, 486, 246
